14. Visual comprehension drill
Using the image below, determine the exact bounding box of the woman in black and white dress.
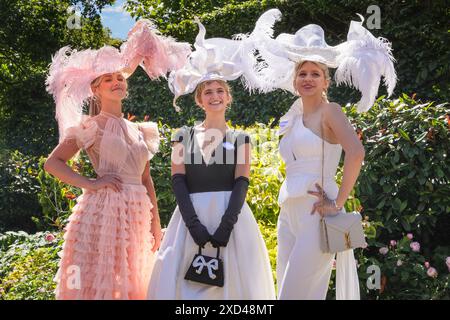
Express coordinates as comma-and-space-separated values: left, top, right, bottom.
147, 19, 275, 300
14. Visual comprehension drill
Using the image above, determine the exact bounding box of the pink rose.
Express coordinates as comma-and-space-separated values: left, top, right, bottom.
45, 233, 55, 242
424, 261, 430, 269
410, 241, 420, 252
427, 267, 438, 278
446, 257, 450, 271
331, 259, 336, 270
397, 260, 403, 267
379, 247, 389, 255
407, 233, 413, 240
390, 240, 397, 247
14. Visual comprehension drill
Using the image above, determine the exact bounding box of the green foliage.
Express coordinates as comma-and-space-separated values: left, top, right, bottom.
125, 0, 249, 27
148, 122, 177, 226
0, 151, 41, 233
258, 221, 277, 288
0, 231, 62, 300
0, 0, 117, 159
35, 154, 95, 231
0, 0, 114, 90
346, 96, 450, 254
245, 122, 284, 224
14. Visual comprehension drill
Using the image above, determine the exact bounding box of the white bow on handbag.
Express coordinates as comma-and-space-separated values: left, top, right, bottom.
192, 255, 219, 279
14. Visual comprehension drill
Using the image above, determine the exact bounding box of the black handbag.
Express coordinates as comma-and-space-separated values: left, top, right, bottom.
184, 246, 224, 287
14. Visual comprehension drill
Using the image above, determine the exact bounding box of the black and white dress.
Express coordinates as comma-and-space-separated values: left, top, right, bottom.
148, 126, 275, 299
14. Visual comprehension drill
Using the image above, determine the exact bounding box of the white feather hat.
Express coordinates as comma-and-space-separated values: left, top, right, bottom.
245, 9, 397, 113
167, 19, 241, 111
168, 16, 268, 111
46, 20, 191, 141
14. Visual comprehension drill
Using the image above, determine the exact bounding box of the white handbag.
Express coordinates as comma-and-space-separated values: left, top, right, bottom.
320, 210, 367, 253
319, 118, 367, 254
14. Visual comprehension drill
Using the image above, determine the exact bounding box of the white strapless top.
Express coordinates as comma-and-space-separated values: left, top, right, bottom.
278, 99, 342, 205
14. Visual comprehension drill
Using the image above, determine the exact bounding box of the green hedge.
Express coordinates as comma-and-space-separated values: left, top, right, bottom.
0, 231, 62, 300
348, 95, 450, 255
0, 151, 41, 233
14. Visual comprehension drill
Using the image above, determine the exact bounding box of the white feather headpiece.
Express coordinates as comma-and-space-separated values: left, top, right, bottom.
168, 16, 265, 111
46, 20, 191, 141
245, 9, 397, 112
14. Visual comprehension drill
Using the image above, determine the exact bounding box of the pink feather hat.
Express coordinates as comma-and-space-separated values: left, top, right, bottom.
46, 19, 191, 141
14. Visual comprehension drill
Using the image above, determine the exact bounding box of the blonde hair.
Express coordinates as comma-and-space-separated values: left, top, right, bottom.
194, 80, 233, 109
89, 75, 104, 117
293, 60, 331, 102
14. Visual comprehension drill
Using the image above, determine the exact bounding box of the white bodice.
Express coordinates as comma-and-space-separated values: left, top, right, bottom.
278, 99, 342, 205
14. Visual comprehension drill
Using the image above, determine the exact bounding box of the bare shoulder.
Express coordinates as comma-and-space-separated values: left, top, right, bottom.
324, 102, 343, 115
324, 102, 348, 120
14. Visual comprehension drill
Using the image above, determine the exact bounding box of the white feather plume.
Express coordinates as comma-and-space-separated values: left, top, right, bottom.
335, 19, 397, 112
241, 8, 286, 93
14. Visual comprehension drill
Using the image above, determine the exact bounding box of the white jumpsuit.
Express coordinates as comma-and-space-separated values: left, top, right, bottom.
277, 99, 360, 300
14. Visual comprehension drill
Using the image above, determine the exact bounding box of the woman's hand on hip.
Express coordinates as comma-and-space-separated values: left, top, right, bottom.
88, 174, 123, 192
308, 183, 341, 217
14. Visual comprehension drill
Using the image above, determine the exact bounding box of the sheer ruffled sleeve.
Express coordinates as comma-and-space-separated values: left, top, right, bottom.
64, 118, 98, 150
139, 121, 160, 160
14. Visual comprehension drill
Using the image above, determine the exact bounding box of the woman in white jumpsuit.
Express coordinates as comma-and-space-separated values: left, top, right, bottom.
242, 13, 396, 299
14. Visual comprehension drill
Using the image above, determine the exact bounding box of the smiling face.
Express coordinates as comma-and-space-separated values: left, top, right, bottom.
294, 61, 329, 99
195, 80, 232, 114
91, 72, 128, 102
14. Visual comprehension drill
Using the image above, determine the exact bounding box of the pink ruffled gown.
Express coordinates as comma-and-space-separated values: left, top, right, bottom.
54, 111, 160, 300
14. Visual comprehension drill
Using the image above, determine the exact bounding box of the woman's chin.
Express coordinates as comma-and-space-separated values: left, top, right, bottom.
298, 90, 321, 98
106, 92, 126, 101
205, 104, 226, 113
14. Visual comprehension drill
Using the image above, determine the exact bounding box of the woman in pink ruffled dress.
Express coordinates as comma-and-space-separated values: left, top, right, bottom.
44, 21, 191, 300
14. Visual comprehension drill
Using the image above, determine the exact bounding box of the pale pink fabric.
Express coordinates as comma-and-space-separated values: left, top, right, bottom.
54, 111, 159, 300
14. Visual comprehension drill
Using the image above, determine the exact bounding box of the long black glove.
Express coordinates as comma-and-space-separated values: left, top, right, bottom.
211, 176, 249, 248
172, 174, 210, 247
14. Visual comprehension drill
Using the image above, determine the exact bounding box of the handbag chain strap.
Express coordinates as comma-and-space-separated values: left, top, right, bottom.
320, 112, 325, 220
320, 112, 332, 251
